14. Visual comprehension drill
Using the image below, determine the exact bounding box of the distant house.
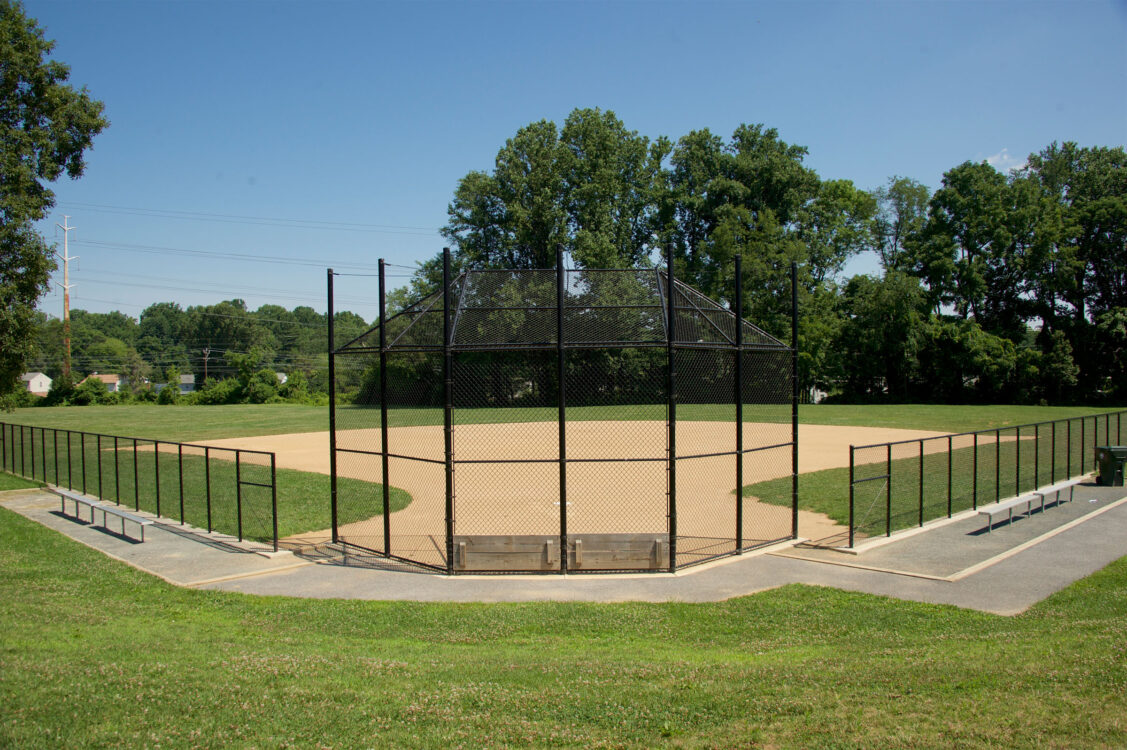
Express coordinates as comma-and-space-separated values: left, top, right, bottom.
80, 373, 122, 393
179, 374, 196, 394
20, 372, 52, 397
275, 372, 288, 385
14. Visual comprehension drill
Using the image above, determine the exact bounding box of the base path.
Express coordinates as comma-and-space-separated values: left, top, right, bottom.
200, 422, 949, 547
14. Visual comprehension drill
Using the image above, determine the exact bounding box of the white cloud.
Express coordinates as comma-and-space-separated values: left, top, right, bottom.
985, 148, 1028, 174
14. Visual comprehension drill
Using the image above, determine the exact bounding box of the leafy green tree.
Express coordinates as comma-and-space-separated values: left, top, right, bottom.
0, 1, 106, 400
872, 176, 930, 271
443, 108, 666, 270
911, 161, 1043, 341
833, 272, 927, 400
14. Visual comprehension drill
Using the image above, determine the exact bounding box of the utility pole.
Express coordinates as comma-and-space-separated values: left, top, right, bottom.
201, 347, 211, 384
55, 216, 76, 379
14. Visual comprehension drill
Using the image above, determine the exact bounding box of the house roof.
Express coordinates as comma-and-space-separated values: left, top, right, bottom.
20, 372, 48, 381
81, 374, 121, 385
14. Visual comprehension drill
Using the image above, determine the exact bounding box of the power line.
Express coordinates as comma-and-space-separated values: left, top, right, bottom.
57, 201, 442, 236
68, 237, 386, 270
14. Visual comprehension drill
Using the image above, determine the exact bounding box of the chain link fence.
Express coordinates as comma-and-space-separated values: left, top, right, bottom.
330, 252, 798, 574
848, 410, 1126, 545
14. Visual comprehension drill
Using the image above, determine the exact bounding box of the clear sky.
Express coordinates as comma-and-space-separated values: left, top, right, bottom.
25, 0, 1127, 323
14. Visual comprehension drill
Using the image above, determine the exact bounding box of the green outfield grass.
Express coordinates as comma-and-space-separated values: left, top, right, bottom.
4, 403, 1120, 443
0, 507, 1124, 748
0, 471, 41, 492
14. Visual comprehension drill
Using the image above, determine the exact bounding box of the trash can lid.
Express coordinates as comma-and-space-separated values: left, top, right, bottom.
1096, 445, 1127, 458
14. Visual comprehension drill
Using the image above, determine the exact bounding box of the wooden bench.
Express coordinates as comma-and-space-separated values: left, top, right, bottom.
53, 488, 153, 542
977, 478, 1079, 533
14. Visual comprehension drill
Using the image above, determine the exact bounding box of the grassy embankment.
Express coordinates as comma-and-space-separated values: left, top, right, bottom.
0, 507, 1125, 747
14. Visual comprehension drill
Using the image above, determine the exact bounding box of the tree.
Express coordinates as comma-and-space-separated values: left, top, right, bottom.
0, 1, 107, 400
833, 272, 927, 400
872, 176, 930, 272
442, 108, 667, 270
911, 161, 1043, 341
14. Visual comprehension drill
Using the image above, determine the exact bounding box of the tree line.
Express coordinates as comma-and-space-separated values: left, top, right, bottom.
422, 108, 1125, 405
18, 301, 374, 406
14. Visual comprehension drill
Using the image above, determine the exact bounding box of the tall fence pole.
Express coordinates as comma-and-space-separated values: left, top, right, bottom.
379, 259, 392, 555
235, 450, 243, 542
327, 267, 338, 544
666, 247, 678, 572
918, 440, 924, 525
790, 262, 799, 540
885, 443, 892, 537
556, 247, 568, 573
848, 446, 855, 548
443, 247, 455, 574
271, 455, 279, 553
734, 254, 744, 551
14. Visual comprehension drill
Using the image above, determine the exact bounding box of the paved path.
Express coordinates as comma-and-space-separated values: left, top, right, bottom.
4, 482, 1125, 615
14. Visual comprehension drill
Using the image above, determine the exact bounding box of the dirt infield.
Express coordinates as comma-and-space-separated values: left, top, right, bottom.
201, 422, 950, 554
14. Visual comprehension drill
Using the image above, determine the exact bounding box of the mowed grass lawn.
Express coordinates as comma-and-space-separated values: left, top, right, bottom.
0, 507, 1124, 748
3, 403, 1120, 443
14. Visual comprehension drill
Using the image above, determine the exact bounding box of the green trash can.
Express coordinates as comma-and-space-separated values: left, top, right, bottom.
1096, 446, 1127, 487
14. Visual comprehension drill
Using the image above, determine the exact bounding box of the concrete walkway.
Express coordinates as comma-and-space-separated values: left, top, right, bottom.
4, 482, 1125, 615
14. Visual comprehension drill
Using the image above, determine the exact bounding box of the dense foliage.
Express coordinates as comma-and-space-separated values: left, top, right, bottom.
13, 102, 1124, 408
0, 0, 106, 405
433, 108, 1124, 405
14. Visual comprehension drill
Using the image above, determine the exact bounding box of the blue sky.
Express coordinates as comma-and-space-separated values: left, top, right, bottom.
26, 0, 1127, 322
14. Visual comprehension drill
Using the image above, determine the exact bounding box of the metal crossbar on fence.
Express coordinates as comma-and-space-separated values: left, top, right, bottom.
0, 422, 279, 551
328, 250, 800, 574
847, 410, 1125, 546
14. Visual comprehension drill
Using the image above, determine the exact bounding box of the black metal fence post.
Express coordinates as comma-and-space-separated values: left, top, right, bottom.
1081, 418, 1086, 476
271, 454, 279, 553
1067, 419, 1073, 478
918, 440, 924, 525
379, 259, 392, 555
972, 433, 979, 510
556, 247, 568, 573
886, 443, 892, 536
205, 446, 212, 532
53, 430, 59, 486
734, 254, 743, 551
30, 427, 36, 480
1015, 426, 1021, 495
1051, 421, 1056, 484
154, 441, 161, 516
848, 446, 855, 548
666, 247, 678, 572
96, 434, 102, 499
132, 438, 139, 510
80, 432, 86, 494
178, 444, 185, 524
328, 267, 338, 543
1034, 424, 1040, 488
443, 248, 455, 574
235, 450, 243, 542
113, 436, 119, 503
995, 430, 1000, 503
791, 262, 799, 540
